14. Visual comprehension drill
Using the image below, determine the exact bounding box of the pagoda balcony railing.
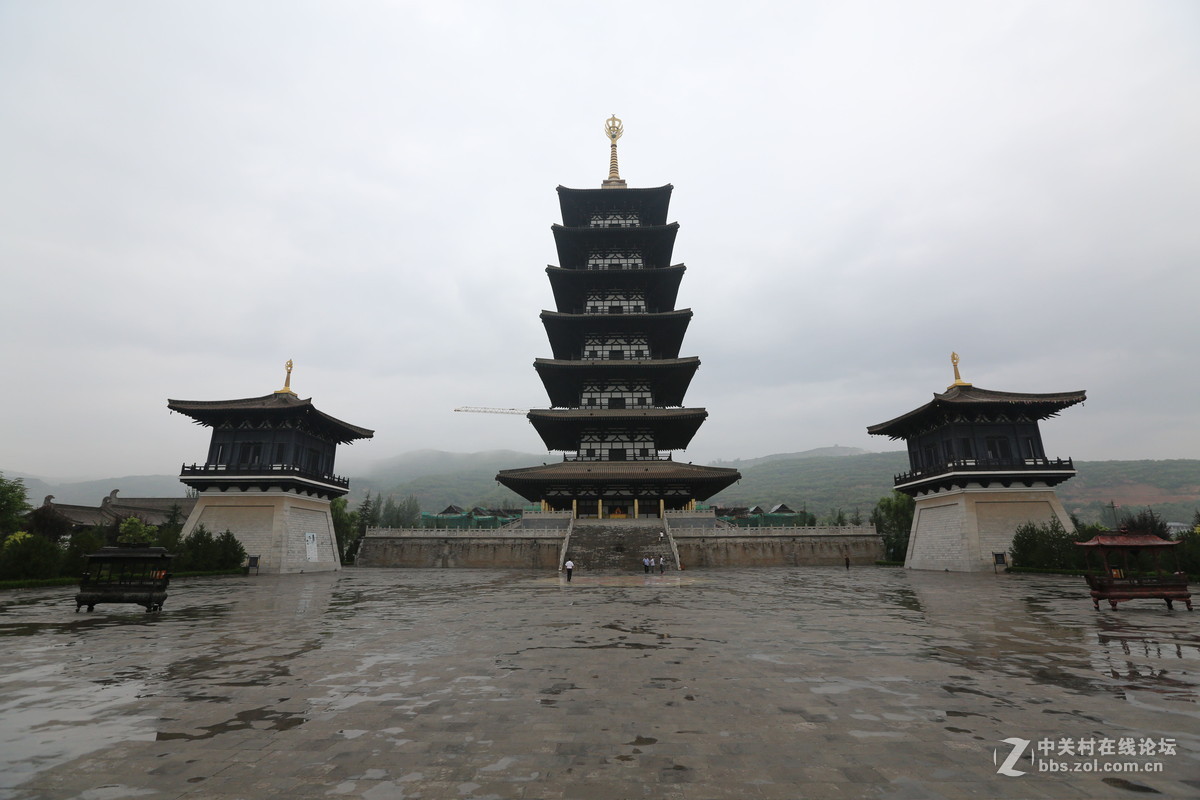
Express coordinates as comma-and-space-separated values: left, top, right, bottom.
574, 307, 660, 315
180, 462, 351, 489
562, 453, 675, 462
895, 457, 1074, 485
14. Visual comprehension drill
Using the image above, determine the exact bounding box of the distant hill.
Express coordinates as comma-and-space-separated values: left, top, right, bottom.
6, 473, 191, 507
8, 452, 1199, 526
362, 449, 545, 489
348, 449, 544, 511
711, 446, 872, 470
707, 450, 908, 515
1058, 459, 1200, 526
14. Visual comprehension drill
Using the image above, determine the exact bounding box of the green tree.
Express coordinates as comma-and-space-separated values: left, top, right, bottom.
1120, 508, 1170, 539
156, 505, 185, 553
1009, 518, 1090, 570
26, 505, 73, 543
331, 497, 359, 561
64, 529, 106, 577
1174, 529, 1200, 576
213, 529, 246, 570
380, 496, 399, 528
118, 516, 158, 545
0, 531, 62, 579
825, 508, 848, 526
870, 492, 915, 562
357, 492, 376, 537
396, 495, 421, 528
176, 524, 217, 571
0, 473, 31, 536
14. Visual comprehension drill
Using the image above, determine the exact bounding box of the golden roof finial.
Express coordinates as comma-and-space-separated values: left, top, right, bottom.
948, 352, 972, 390
602, 114, 627, 188
275, 359, 297, 395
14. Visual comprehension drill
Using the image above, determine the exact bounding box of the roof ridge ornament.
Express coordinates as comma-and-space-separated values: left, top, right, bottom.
275, 359, 297, 395
949, 351, 972, 390
601, 114, 627, 188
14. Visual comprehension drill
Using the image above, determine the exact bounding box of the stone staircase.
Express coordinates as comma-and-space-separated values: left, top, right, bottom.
566, 520, 673, 573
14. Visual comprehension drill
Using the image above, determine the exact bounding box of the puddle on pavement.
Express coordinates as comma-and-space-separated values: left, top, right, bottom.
156, 706, 307, 741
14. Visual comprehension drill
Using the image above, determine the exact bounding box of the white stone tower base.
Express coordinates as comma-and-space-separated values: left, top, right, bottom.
179, 489, 342, 574
905, 484, 1073, 572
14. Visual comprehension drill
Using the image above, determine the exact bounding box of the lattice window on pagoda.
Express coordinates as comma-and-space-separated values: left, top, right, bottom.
239, 442, 264, 466
581, 334, 649, 361
574, 430, 658, 462
588, 211, 640, 228
581, 382, 653, 410
584, 291, 646, 315
984, 436, 1014, 461
586, 249, 644, 270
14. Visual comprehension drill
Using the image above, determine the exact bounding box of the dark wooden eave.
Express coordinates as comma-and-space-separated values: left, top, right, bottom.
551, 224, 679, 270
546, 264, 685, 313
167, 394, 375, 445
866, 385, 1086, 441
540, 309, 692, 360
496, 459, 741, 503
533, 357, 700, 408
528, 407, 708, 451
556, 184, 673, 228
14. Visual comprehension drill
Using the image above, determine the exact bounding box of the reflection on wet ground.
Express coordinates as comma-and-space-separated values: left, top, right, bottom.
0, 567, 1197, 799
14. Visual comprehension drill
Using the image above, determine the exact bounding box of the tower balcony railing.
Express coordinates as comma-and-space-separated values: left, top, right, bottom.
180, 462, 351, 489
894, 457, 1074, 485
562, 453, 675, 462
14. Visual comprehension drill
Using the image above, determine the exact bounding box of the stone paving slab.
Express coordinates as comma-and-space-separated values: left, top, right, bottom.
0, 567, 1197, 799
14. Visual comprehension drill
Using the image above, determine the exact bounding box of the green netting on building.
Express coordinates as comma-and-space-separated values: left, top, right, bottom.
418, 511, 520, 530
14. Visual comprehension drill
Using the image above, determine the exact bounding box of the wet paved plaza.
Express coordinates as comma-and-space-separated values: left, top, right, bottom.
1, 567, 1197, 800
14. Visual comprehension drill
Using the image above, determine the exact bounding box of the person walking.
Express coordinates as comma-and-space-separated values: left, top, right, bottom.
643, 556, 651, 574
658, 555, 665, 574
844, 555, 850, 570
564, 558, 574, 582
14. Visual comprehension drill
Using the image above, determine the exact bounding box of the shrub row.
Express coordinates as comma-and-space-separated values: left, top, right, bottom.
0, 523, 245, 581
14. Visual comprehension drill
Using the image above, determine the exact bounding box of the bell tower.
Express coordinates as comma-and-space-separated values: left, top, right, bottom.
868, 355, 1085, 571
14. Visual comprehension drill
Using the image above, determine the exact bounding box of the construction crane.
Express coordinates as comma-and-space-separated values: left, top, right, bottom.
454, 406, 529, 415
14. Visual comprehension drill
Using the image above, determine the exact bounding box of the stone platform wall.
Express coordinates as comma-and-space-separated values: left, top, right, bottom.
180, 489, 340, 574
357, 530, 564, 569
906, 485, 1073, 572
672, 527, 883, 568
358, 525, 883, 569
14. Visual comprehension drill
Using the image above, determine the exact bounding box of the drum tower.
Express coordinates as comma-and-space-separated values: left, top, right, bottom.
867, 354, 1085, 571
169, 362, 373, 573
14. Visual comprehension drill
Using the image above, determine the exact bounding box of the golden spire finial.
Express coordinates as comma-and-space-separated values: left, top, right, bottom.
948, 352, 972, 390
602, 114, 627, 188
275, 359, 296, 395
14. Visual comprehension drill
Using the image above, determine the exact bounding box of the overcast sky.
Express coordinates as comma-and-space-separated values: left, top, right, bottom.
2, 1, 1198, 480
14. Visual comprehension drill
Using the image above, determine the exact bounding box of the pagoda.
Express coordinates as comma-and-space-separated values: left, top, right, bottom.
867, 354, 1085, 572
497, 117, 740, 518
169, 361, 373, 574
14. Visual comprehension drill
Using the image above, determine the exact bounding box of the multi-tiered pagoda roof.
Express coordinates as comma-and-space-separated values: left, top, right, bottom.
497, 118, 738, 515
